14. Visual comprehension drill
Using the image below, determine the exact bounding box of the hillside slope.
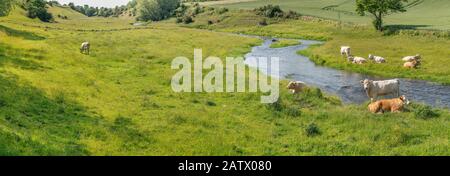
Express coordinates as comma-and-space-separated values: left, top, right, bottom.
210, 0, 450, 30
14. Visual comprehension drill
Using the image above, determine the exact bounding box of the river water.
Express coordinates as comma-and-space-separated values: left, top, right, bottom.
244, 38, 450, 108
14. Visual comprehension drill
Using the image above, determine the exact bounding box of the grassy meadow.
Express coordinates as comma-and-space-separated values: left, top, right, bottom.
207, 0, 450, 30
0, 6, 449, 155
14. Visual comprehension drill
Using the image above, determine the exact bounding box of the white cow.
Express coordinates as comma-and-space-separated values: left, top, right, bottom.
80, 42, 90, 55
340, 46, 351, 57
287, 81, 306, 94
348, 56, 367, 64
402, 54, 421, 62
368, 54, 386, 63
360, 79, 400, 102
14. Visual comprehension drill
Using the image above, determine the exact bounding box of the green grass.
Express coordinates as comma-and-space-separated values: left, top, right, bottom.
0, 6, 449, 155
209, 0, 450, 30
270, 39, 300, 48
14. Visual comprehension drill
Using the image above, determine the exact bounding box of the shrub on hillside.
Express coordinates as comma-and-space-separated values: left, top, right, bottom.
0, 0, 15, 16
254, 5, 300, 19
22, 0, 54, 22
136, 0, 181, 21
413, 105, 440, 119
254, 5, 283, 18
305, 123, 320, 137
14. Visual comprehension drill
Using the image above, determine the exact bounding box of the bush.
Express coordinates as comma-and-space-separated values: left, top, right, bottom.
254, 5, 300, 19
254, 5, 284, 18
136, 0, 181, 21
266, 98, 283, 112
23, 0, 54, 22
285, 107, 301, 117
305, 123, 320, 137
182, 15, 193, 24
217, 7, 228, 14
414, 105, 439, 119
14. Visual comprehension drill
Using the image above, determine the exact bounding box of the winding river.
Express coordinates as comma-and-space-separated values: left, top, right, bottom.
244, 38, 450, 108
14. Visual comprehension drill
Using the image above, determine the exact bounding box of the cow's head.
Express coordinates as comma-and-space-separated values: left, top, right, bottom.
368, 54, 374, 60
347, 56, 354, 62
287, 82, 298, 89
399, 95, 410, 105
360, 79, 372, 91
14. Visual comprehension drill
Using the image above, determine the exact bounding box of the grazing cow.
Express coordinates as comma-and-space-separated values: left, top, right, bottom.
402, 54, 421, 62
287, 81, 306, 94
340, 46, 351, 57
404, 60, 419, 69
368, 54, 386, 63
80, 42, 90, 55
368, 95, 410, 113
348, 56, 367, 64
360, 79, 400, 102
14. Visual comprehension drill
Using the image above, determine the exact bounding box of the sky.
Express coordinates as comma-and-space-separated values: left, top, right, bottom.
56, 0, 132, 8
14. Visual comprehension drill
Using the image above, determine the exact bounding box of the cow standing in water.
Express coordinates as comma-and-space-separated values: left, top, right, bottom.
80, 42, 90, 55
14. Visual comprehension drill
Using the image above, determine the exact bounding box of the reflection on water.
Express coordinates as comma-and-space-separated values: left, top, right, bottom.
244, 38, 450, 108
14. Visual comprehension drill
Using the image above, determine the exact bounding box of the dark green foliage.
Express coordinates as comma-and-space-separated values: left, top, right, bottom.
258, 18, 268, 26
254, 5, 284, 18
23, 0, 54, 22
254, 5, 300, 19
413, 105, 440, 119
305, 123, 320, 137
0, 0, 15, 16
136, 0, 181, 21
68, 3, 128, 17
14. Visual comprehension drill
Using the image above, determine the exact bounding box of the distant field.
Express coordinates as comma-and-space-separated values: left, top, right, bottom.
208, 0, 450, 30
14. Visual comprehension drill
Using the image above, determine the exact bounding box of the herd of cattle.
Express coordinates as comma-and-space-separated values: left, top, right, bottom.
287, 45, 423, 114
287, 78, 409, 114
340, 46, 422, 68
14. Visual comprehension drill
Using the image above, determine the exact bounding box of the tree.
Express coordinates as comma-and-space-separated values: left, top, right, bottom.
23, 0, 53, 22
356, 0, 408, 31
0, 0, 15, 16
136, 0, 180, 21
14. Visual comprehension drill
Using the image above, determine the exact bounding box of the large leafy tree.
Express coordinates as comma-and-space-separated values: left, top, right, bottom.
0, 0, 15, 16
356, 0, 408, 31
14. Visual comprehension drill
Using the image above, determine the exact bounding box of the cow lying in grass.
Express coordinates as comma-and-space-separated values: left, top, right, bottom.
368, 95, 410, 113
361, 79, 400, 102
348, 56, 367, 64
404, 60, 420, 69
402, 54, 421, 62
368, 54, 386, 63
287, 81, 306, 94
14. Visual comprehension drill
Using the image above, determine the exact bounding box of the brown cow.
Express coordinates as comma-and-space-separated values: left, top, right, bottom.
404, 60, 419, 69
368, 95, 410, 113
